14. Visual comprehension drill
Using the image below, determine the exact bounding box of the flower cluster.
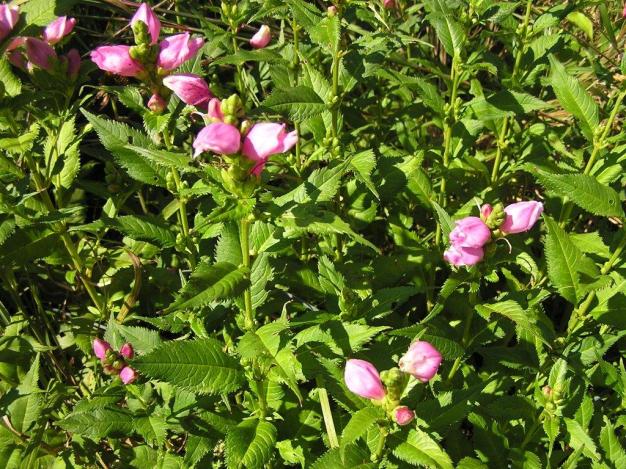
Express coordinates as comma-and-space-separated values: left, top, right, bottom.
344, 341, 442, 426
93, 338, 138, 385
3, 5, 79, 77
90, 3, 203, 108
444, 201, 543, 267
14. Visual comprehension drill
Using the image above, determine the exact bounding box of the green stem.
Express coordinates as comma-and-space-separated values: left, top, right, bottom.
446, 290, 477, 382
559, 89, 626, 225
372, 425, 389, 462
490, 0, 533, 184
316, 379, 339, 449
240, 217, 254, 330
568, 229, 626, 332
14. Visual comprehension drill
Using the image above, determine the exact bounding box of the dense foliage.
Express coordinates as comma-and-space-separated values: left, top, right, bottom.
1, 0, 626, 467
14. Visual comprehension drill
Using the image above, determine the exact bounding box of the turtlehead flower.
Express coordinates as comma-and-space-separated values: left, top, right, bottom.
0, 4, 19, 41
206, 98, 224, 121
43, 16, 76, 45
241, 123, 298, 175
443, 244, 484, 267
119, 343, 134, 359
157, 33, 204, 70
93, 338, 112, 361
119, 366, 137, 384
250, 25, 271, 49
91, 45, 144, 77
500, 201, 543, 234
63, 48, 81, 78
398, 341, 442, 382
147, 93, 166, 113
344, 359, 386, 400
163, 73, 213, 107
383, 0, 396, 9
193, 123, 241, 156
131, 3, 160, 44
449, 216, 491, 249
394, 406, 415, 425
25, 38, 57, 70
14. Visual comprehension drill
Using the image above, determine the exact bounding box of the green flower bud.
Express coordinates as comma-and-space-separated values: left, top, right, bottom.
132, 20, 150, 46
484, 203, 505, 230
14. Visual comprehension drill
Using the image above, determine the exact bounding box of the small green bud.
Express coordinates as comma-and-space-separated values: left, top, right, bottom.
484, 203, 505, 230
132, 20, 150, 46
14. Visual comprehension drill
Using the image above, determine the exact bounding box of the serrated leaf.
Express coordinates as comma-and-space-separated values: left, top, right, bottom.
536, 172, 624, 218
168, 262, 250, 311
0, 57, 21, 97
261, 86, 326, 120
310, 446, 375, 469
126, 145, 193, 171
132, 339, 244, 394
431, 201, 454, 241
390, 428, 454, 469
475, 300, 546, 343
225, 419, 277, 469
428, 13, 465, 57
544, 216, 598, 304
599, 416, 626, 468
549, 57, 599, 141
105, 318, 162, 355
104, 215, 177, 248
212, 49, 285, 66
340, 407, 384, 456
564, 417, 599, 461
58, 407, 135, 439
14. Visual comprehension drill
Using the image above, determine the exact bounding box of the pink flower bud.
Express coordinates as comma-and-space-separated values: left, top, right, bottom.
383, 0, 396, 9
623, 3, 626, 18
480, 204, 492, 220
0, 4, 19, 41
206, 98, 224, 121
241, 123, 298, 175
394, 406, 415, 425
449, 216, 491, 249
25, 37, 57, 71
250, 25, 271, 49
344, 359, 386, 400
6, 35, 24, 51
399, 341, 442, 382
147, 93, 166, 113
119, 343, 134, 359
163, 73, 213, 107
93, 338, 112, 361
443, 244, 484, 267
119, 366, 137, 384
193, 122, 241, 156
327, 6, 337, 17
8, 50, 26, 70
500, 201, 543, 234
131, 3, 160, 44
63, 48, 81, 78
91, 45, 144, 77
157, 33, 204, 70
43, 16, 76, 45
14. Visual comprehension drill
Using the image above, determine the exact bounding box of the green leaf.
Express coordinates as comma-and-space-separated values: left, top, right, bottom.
428, 13, 465, 57
105, 319, 162, 355
261, 86, 326, 120
549, 57, 599, 141
475, 300, 546, 343
431, 201, 454, 240
225, 419, 277, 469
349, 150, 379, 199
564, 417, 599, 461
0, 58, 21, 97
536, 172, 624, 218
340, 407, 384, 456
467, 91, 548, 121
544, 216, 598, 304
308, 16, 340, 53
20, 0, 61, 27
58, 407, 135, 439
132, 339, 244, 394
212, 49, 286, 66
167, 262, 250, 311
104, 215, 177, 248
126, 145, 193, 172
310, 446, 376, 469
391, 428, 454, 469
599, 416, 626, 468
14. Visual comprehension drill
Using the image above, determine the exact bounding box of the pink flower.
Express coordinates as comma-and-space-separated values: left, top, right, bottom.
91, 45, 144, 77
147, 93, 166, 113
163, 73, 213, 107
250, 25, 271, 49
119, 343, 134, 359
623, 3, 626, 18
6, 35, 24, 51
93, 338, 112, 361
0, 4, 19, 41
344, 359, 386, 400
8, 50, 26, 70
43, 16, 76, 45
443, 244, 484, 266
480, 204, 493, 220
241, 123, 298, 175
157, 33, 204, 70
500, 201, 543, 234
131, 3, 160, 44
25, 38, 57, 71
63, 48, 81, 78
394, 406, 415, 426
193, 123, 241, 156
119, 366, 137, 384
449, 217, 491, 248
399, 341, 442, 382
206, 98, 224, 121
383, 0, 396, 8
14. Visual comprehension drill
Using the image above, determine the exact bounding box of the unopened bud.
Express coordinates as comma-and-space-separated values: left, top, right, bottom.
132, 19, 150, 46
